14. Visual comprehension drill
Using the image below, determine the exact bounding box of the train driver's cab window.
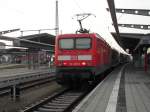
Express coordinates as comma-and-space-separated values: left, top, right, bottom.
59, 38, 74, 49
76, 38, 91, 49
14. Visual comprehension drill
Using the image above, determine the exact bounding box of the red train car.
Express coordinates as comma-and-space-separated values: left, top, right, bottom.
55, 33, 112, 85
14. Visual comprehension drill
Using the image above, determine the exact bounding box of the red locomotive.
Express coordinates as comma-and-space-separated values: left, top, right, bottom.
54, 13, 127, 86
55, 33, 115, 85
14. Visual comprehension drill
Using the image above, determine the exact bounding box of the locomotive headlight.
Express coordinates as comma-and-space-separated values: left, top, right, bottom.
63, 62, 67, 66
81, 62, 86, 66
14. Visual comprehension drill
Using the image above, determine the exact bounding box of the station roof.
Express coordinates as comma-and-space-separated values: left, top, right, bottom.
0, 33, 55, 52
112, 32, 150, 54
16, 33, 55, 51
18, 33, 55, 45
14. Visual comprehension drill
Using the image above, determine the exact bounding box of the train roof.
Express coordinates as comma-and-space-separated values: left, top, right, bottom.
57, 33, 106, 42
57, 33, 129, 55
57, 33, 111, 47
57, 33, 93, 37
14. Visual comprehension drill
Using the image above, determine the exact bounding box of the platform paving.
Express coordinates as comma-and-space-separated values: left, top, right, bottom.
0, 65, 55, 78
73, 64, 150, 112
0, 64, 25, 68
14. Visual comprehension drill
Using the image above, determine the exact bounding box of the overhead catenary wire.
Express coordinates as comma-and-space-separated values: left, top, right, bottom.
72, 0, 85, 13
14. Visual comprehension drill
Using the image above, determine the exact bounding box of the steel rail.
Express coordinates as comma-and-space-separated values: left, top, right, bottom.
20, 88, 87, 112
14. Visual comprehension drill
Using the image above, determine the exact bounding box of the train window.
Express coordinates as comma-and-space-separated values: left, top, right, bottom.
76, 38, 91, 49
59, 38, 74, 49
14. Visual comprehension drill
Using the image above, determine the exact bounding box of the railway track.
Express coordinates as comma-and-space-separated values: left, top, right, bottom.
20, 88, 89, 112
20, 68, 113, 112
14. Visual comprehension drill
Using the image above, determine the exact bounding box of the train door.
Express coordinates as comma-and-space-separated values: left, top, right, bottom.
101, 45, 104, 65
98, 39, 104, 65
105, 46, 109, 64
103, 45, 106, 65
96, 38, 101, 65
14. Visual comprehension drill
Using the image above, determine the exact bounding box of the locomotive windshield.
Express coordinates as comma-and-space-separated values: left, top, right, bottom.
59, 38, 74, 49
76, 38, 91, 49
59, 38, 91, 50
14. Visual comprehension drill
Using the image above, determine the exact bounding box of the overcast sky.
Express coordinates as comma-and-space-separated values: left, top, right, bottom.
0, 0, 111, 36
0, 0, 150, 51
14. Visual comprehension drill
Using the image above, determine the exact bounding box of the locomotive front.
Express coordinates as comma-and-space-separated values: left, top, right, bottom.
55, 34, 96, 86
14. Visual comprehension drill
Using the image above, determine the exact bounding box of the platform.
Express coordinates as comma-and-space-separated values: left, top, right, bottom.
0, 65, 55, 78
73, 64, 150, 112
0, 64, 25, 69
